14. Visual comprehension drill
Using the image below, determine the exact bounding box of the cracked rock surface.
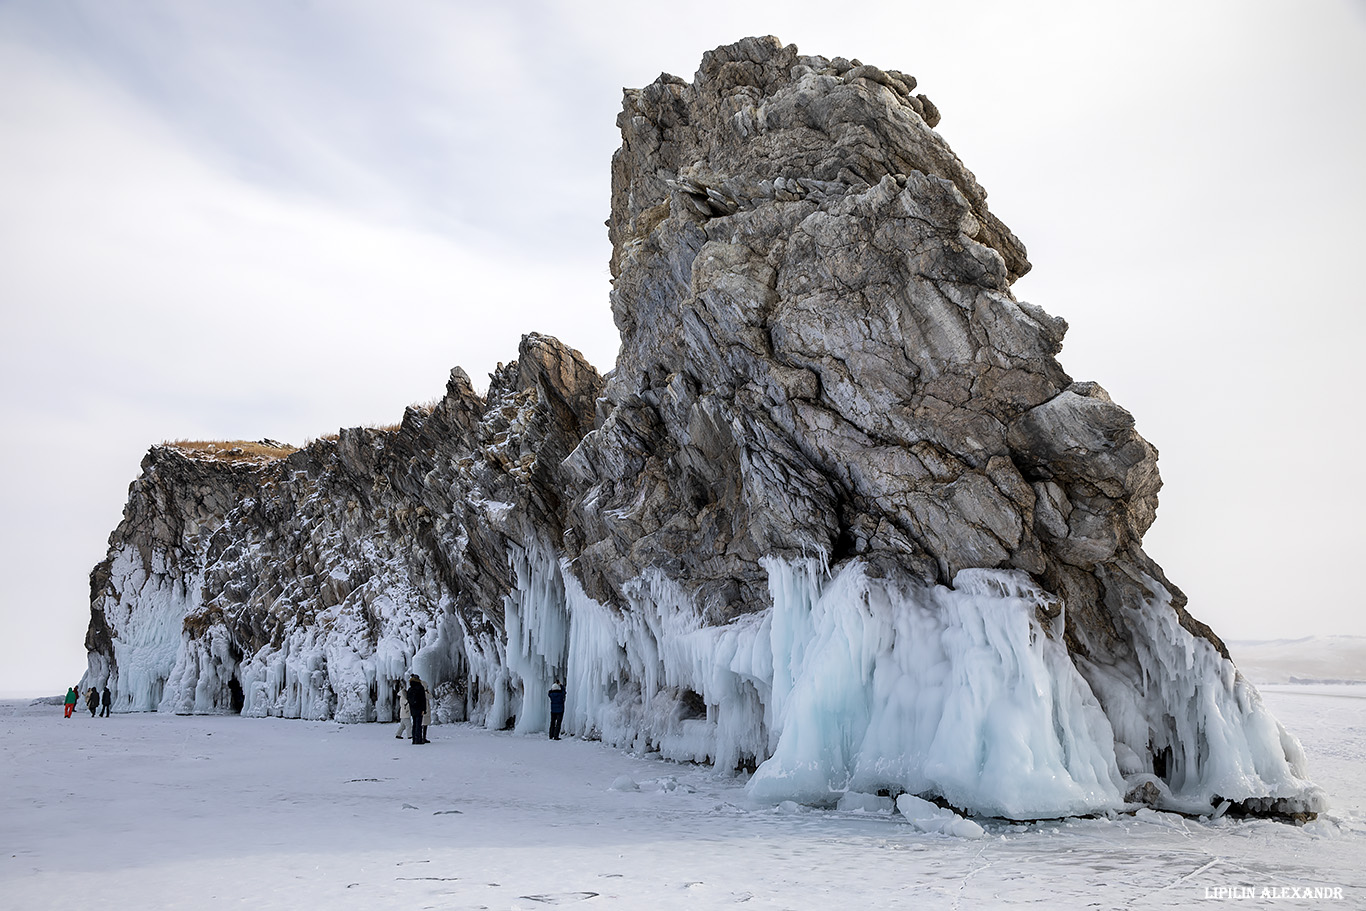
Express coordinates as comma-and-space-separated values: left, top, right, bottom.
578, 36, 1172, 639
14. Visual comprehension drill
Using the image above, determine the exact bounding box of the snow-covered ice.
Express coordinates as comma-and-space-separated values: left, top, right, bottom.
2, 686, 1361, 910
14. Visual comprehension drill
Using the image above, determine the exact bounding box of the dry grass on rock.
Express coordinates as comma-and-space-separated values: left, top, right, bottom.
164, 439, 299, 465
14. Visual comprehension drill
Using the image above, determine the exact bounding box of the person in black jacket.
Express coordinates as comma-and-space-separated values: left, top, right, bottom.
548, 680, 565, 740
406, 674, 428, 745
100, 685, 112, 718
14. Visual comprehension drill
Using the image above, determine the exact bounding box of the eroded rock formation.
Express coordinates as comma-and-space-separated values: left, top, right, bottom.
85, 37, 1322, 821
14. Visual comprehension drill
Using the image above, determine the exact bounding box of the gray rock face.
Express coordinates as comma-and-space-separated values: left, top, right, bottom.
88, 335, 602, 721
84, 37, 1321, 820
573, 37, 1177, 650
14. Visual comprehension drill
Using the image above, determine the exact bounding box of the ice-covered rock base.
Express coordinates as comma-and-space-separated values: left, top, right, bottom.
93, 526, 1322, 820
510, 552, 1321, 820
83, 36, 1324, 822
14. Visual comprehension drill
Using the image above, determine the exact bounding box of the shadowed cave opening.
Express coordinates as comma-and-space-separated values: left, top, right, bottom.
228, 676, 244, 714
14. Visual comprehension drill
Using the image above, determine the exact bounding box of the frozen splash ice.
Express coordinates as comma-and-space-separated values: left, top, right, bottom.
558, 564, 771, 770
508, 550, 1126, 818
530, 554, 1320, 819
503, 540, 570, 734
97, 545, 204, 713
96, 534, 1323, 820
148, 570, 472, 725
748, 560, 1125, 818
1076, 575, 1324, 818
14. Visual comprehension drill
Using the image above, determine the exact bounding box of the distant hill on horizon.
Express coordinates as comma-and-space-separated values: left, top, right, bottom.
1227, 636, 1366, 685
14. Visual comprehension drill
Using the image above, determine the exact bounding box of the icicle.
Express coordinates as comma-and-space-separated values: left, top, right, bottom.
500, 539, 571, 734
749, 562, 1126, 818
1092, 576, 1325, 816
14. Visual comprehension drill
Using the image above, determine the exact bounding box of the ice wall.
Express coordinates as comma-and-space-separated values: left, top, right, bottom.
561, 567, 772, 770
98, 523, 1292, 822
502, 540, 570, 734
1077, 577, 1322, 816
488, 550, 1320, 819
550, 555, 1125, 818
98, 545, 203, 713
152, 578, 471, 725
92, 518, 1322, 820
749, 562, 1126, 817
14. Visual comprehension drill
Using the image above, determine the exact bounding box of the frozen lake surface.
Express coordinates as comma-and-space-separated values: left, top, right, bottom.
2, 686, 1362, 910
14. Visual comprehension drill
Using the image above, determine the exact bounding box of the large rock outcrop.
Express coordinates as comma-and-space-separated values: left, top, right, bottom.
84, 37, 1322, 821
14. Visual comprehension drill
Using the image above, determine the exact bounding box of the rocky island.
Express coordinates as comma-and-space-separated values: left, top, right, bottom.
83, 37, 1322, 821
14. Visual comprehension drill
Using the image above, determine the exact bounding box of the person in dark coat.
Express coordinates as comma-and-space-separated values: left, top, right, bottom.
85, 687, 99, 717
548, 680, 566, 740
406, 673, 428, 745
100, 685, 112, 718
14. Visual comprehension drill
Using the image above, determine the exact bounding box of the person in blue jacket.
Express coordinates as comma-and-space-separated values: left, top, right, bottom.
548, 680, 566, 740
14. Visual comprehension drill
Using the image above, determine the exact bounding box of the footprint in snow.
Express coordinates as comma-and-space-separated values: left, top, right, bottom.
517, 892, 599, 904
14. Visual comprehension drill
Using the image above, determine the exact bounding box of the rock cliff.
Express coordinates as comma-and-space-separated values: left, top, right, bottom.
84, 37, 1322, 821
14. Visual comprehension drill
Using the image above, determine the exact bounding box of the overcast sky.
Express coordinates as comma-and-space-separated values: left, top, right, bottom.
2, 1, 1363, 697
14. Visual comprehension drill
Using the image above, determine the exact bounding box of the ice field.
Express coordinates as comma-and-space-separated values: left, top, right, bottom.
2, 685, 1362, 910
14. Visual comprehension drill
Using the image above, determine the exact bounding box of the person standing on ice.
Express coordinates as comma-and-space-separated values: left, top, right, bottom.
547, 680, 565, 740
85, 687, 99, 717
63, 687, 77, 718
406, 673, 428, 745
100, 685, 111, 718
395, 681, 412, 740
